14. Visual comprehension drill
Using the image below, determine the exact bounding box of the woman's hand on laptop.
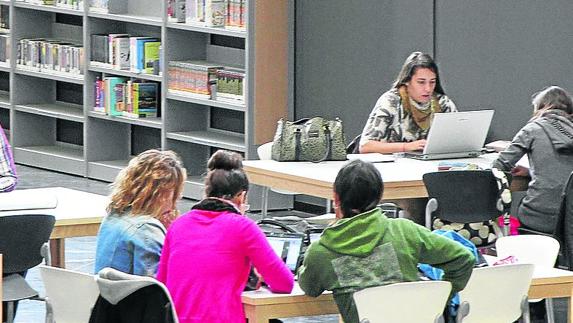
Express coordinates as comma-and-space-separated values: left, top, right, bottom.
405, 139, 427, 152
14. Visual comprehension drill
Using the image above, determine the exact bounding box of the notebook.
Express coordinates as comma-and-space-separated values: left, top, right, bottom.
265, 231, 305, 273
405, 110, 494, 160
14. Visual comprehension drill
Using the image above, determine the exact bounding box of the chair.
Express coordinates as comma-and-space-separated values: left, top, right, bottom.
495, 235, 560, 323
456, 263, 534, 323
353, 280, 452, 323
39, 265, 100, 323
556, 170, 573, 270
423, 170, 510, 245
257, 142, 332, 218
0, 214, 55, 323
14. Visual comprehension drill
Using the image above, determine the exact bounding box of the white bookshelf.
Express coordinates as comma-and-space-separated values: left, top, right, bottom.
3, 0, 290, 202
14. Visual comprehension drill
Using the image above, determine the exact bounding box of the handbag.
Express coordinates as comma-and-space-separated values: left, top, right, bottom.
271, 117, 347, 162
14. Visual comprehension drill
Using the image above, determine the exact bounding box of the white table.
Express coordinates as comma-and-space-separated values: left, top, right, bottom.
0, 187, 108, 267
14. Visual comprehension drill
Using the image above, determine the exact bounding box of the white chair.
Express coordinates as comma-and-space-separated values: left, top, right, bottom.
496, 235, 560, 323
39, 265, 100, 323
353, 280, 452, 323
456, 263, 534, 323
257, 142, 332, 218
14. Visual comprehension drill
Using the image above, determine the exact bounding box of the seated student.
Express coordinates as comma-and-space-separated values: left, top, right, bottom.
493, 86, 573, 234
298, 159, 475, 323
0, 125, 17, 192
358, 51, 457, 154
95, 149, 186, 276
157, 150, 294, 323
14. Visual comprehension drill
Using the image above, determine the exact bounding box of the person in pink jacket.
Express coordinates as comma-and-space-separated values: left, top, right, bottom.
156, 150, 294, 323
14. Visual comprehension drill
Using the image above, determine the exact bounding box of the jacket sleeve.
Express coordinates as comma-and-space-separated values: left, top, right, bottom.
242, 220, 294, 293
155, 230, 171, 283
415, 226, 475, 294
297, 242, 326, 297
492, 126, 532, 171
132, 221, 165, 277
0, 127, 16, 192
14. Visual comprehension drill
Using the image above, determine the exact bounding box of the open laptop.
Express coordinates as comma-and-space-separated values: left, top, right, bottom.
265, 231, 306, 273
406, 110, 494, 160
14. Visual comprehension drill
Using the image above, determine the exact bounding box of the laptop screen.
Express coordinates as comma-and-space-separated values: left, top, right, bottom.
265, 232, 305, 272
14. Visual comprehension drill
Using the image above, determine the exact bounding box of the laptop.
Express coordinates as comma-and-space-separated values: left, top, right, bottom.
265, 231, 306, 273
406, 110, 494, 160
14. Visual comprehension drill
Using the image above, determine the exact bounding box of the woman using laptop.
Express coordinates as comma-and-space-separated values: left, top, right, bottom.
493, 86, 573, 234
157, 150, 294, 323
358, 51, 457, 154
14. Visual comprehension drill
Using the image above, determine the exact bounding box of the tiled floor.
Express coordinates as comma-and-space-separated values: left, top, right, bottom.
11, 165, 340, 323
9, 165, 568, 323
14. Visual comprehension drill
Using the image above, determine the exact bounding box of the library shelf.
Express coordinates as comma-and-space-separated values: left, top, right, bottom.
166, 21, 246, 38
13, 2, 84, 16
166, 130, 246, 152
88, 159, 130, 182
0, 91, 9, 109
87, 11, 162, 27
183, 175, 205, 200
15, 67, 85, 85
14, 102, 84, 123
0, 0, 10, 5
88, 111, 162, 129
0, 62, 10, 73
166, 90, 245, 112
14, 144, 85, 175
89, 64, 163, 82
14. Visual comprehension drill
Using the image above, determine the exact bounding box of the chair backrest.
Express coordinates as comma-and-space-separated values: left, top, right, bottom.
257, 142, 273, 160
457, 263, 534, 323
423, 170, 502, 223
353, 280, 452, 323
39, 265, 100, 323
496, 235, 560, 268
0, 214, 55, 273
558, 171, 573, 269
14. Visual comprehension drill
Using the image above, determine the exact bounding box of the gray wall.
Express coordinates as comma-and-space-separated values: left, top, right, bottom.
295, 0, 573, 142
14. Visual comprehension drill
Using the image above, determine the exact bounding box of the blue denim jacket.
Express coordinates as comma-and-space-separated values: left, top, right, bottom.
95, 212, 166, 276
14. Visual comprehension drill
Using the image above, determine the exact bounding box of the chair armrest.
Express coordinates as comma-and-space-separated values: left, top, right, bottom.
425, 198, 438, 229
41, 242, 51, 267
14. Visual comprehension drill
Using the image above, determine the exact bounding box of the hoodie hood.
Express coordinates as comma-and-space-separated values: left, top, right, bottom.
96, 267, 160, 305
535, 112, 573, 153
320, 208, 387, 257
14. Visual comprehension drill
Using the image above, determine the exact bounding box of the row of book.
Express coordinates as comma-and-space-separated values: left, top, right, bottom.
0, 34, 9, 63
0, 5, 9, 31
17, 39, 84, 75
167, 0, 246, 30
94, 77, 159, 118
16, 0, 83, 10
91, 34, 161, 76
168, 60, 244, 102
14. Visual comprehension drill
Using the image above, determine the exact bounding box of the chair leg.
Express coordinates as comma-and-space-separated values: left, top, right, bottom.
261, 187, 270, 219
326, 199, 332, 213
545, 298, 555, 323
6, 301, 14, 323
521, 296, 531, 323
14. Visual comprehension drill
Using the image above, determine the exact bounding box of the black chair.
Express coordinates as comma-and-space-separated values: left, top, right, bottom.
554, 171, 573, 269
1, 214, 55, 323
423, 170, 510, 247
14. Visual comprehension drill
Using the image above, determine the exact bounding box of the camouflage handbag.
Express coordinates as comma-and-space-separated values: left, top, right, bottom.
271, 117, 347, 162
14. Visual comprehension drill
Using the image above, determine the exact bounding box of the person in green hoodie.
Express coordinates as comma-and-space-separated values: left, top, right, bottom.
298, 159, 475, 323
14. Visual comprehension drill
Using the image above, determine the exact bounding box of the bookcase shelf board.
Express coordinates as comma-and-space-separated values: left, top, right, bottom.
183, 175, 205, 200
14, 144, 85, 175
0, 62, 10, 73
166, 22, 247, 39
15, 68, 85, 85
0, 0, 10, 5
87, 12, 162, 27
166, 91, 245, 112
14, 2, 84, 16
89, 64, 163, 82
166, 130, 246, 152
88, 111, 162, 129
88, 159, 130, 182
15, 102, 84, 123
0, 91, 9, 109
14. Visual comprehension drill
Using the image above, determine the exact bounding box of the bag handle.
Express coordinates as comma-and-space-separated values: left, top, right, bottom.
310, 126, 332, 163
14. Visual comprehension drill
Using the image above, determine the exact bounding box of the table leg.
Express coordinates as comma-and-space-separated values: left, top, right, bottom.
49, 238, 65, 268
569, 286, 573, 323
244, 304, 271, 323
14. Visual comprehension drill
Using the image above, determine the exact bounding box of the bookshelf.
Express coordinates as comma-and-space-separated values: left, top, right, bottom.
3, 0, 290, 201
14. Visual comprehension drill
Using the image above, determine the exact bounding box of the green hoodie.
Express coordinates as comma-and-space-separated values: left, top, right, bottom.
298, 208, 475, 323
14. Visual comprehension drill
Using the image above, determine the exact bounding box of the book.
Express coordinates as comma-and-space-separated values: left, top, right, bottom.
114, 37, 130, 70
143, 41, 160, 75
107, 34, 128, 66
205, 0, 226, 27
104, 76, 127, 116
133, 38, 158, 73
124, 82, 159, 118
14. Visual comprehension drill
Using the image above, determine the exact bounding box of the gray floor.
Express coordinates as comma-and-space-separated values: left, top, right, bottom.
11, 164, 340, 323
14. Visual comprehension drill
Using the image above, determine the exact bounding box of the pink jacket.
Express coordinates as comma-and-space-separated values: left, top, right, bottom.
157, 209, 294, 323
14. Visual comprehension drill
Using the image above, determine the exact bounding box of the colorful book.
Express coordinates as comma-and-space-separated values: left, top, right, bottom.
143, 42, 161, 75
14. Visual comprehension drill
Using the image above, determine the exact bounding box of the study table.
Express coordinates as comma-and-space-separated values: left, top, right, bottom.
243, 154, 499, 200
242, 267, 573, 323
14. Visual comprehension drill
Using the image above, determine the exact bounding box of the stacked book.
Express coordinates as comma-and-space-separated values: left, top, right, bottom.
16, 0, 83, 10
167, 0, 246, 30
17, 39, 84, 75
91, 34, 162, 76
215, 68, 244, 103
94, 77, 159, 119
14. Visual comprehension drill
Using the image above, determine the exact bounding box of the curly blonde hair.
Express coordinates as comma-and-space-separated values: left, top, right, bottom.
107, 149, 186, 226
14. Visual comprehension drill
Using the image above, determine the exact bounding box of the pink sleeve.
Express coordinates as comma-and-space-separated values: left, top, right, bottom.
156, 230, 171, 283
242, 221, 294, 293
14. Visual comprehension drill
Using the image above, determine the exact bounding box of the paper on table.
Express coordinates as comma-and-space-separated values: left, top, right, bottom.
0, 189, 58, 211
347, 153, 395, 163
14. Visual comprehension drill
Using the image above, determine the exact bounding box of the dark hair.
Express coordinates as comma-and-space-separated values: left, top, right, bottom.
204, 150, 249, 199
392, 51, 445, 95
531, 85, 573, 117
334, 160, 384, 218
